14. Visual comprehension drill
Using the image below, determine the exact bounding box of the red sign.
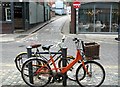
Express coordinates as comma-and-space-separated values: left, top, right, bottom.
73, 1, 81, 8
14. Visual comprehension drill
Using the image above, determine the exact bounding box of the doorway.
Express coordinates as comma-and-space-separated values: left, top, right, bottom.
14, 5, 24, 31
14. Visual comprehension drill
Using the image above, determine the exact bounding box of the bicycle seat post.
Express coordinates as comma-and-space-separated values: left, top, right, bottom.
36, 48, 39, 52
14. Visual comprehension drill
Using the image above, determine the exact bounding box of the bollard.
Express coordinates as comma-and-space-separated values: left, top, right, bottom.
27, 46, 33, 84
61, 48, 67, 86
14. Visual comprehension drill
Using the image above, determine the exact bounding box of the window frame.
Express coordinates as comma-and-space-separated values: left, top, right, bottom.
5, 7, 11, 21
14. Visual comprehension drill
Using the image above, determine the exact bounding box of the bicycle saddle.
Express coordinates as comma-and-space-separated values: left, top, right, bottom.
31, 44, 41, 48
42, 45, 53, 51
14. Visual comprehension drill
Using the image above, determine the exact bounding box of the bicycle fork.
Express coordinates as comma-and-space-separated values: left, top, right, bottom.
81, 60, 91, 77
77, 50, 91, 77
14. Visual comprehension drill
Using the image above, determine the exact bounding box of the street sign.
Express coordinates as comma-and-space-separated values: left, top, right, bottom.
73, 1, 81, 8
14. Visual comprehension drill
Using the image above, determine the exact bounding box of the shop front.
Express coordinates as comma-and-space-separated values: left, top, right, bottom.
78, 2, 119, 33
0, 2, 29, 34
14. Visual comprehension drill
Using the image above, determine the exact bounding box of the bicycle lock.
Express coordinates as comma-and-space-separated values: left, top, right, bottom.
27, 46, 67, 86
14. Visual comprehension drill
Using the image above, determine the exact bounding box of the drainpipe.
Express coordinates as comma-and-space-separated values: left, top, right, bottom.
0, 2, 2, 33
71, 2, 76, 34
43, 2, 45, 22
24, 2, 29, 31
93, 4, 96, 32
10, 2, 14, 33
109, 4, 112, 32
0, 1, 2, 21
23, 2, 26, 31
115, 2, 120, 41
118, 1, 120, 41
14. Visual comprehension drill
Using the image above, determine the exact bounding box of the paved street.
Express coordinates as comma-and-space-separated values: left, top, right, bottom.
0, 15, 119, 86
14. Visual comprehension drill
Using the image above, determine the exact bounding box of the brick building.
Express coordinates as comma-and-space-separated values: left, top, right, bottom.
0, 1, 51, 34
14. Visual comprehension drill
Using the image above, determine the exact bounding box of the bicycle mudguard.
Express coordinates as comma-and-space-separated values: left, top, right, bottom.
16, 52, 27, 57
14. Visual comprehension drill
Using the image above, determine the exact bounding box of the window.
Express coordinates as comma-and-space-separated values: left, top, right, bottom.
5, 8, 11, 21
78, 2, 119, 32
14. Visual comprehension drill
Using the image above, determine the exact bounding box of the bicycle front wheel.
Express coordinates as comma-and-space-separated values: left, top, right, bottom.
21, 58, 52, 87
76, 61, 105, 87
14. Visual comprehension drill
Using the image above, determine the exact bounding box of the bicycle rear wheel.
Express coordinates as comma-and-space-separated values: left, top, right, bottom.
14, 52, 27, 72
15, 52, 47, 72
76, 61, 105, 87
21, 58, 52, 87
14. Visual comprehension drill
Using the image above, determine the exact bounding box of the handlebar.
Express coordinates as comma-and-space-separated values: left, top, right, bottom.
73, 38, 82, 45
73, 38, 85, 52
53, 35, 66, 49
73, 38, 80, 42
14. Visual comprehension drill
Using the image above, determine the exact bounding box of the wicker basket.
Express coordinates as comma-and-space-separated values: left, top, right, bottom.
84, 42, 100, 60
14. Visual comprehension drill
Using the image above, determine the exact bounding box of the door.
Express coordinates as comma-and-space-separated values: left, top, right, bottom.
14, 6, 23, 30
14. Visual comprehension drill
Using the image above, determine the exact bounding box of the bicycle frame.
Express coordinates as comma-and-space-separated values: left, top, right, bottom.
35, 49, 90, 76
61, 49, 82, 74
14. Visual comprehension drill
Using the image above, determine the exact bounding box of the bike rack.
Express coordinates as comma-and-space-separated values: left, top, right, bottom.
27, 46, 67, 86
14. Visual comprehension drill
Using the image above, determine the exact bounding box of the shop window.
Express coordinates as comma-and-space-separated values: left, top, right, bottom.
78, 2, 119, 33
5, 8, 11, 21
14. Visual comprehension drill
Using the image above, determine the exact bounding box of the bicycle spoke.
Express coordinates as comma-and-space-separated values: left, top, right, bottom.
76, 61, 105, 87
21, 58, 52, 87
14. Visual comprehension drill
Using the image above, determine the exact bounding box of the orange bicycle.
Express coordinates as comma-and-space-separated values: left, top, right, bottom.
21, 38, 105, 87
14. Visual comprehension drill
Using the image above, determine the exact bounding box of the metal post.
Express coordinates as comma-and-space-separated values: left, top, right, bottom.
27, 46, 33, 84
76, 8, 79, 34
93, 4, 96, 32
62, 48, 67, 86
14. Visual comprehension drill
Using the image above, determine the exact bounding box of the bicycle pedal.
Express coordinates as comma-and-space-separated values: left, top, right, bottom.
78, 61, 81, 63
50, 79, 55, 84
56, 80, 62, 83
69, 69, 72, 71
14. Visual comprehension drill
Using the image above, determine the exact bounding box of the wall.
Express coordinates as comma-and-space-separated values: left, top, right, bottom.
37, 3, 44, 23
2, 22, 12, 34
44, 2, 50, 21
29, 2, 44, 24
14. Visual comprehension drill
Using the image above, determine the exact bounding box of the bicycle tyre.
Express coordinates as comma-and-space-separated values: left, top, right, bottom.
76, 61, 105, 87
14, 52, 27, 72
58, 56, 85, 81
15, 52, 47, 72
21, 58, 52, 87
